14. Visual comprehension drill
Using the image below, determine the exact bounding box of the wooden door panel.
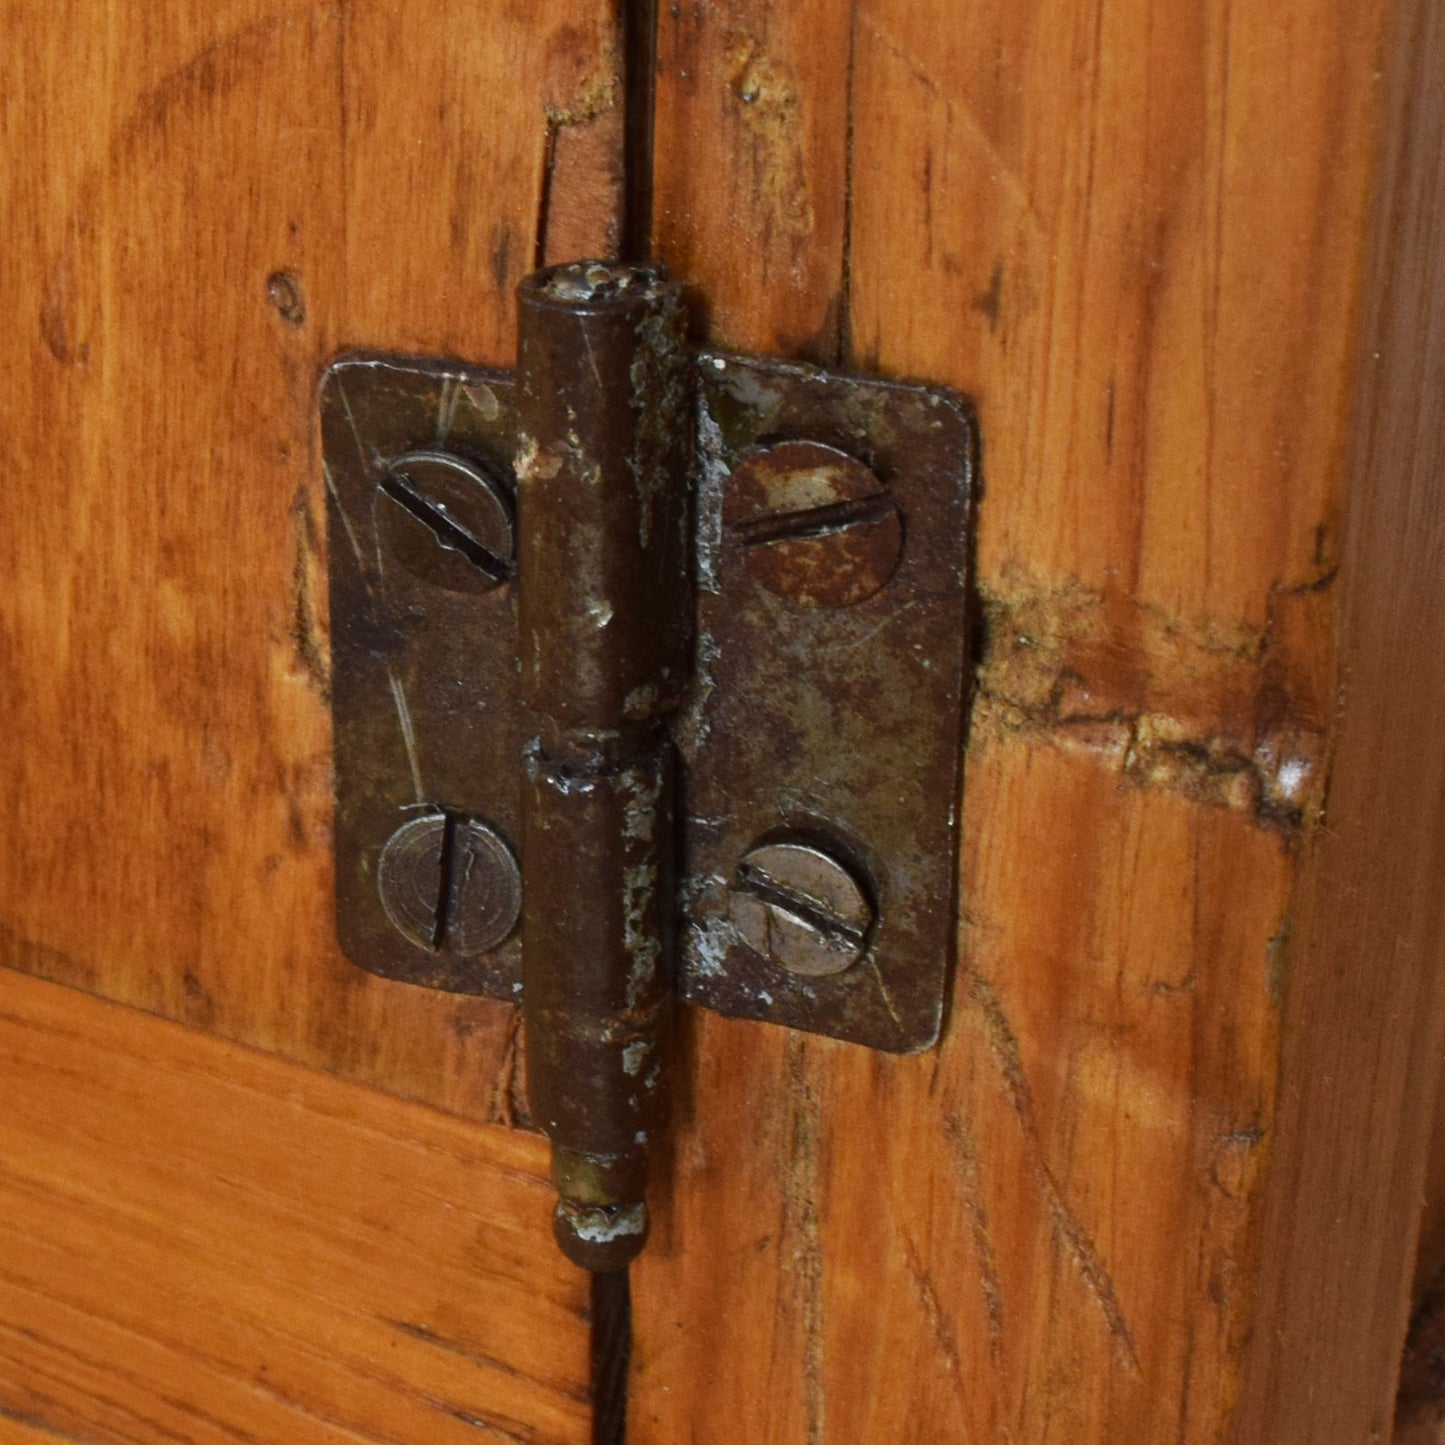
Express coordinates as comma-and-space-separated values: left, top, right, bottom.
2, 0, 1443, 1440
0, 968, 589, 1442
0, 0, 625, 1116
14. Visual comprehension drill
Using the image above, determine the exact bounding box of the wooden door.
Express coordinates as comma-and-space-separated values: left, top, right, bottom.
2, 2, 1442, 1442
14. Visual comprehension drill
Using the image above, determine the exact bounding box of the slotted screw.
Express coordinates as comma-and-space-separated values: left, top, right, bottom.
723, 440, 903, 608
377, 813, 521, 956
375, 449, 514, 594
728, 839, 875, 978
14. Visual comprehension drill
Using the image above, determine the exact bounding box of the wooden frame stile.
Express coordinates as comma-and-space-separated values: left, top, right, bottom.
1239, 0, 1445, 1437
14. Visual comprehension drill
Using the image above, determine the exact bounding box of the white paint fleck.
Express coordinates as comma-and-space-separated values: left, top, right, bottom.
693, 407, 729, 593
624, 683, 660, 719
688, 914, 738, 978
571, 1204, 647, 1243
1276, 756, 1311, 802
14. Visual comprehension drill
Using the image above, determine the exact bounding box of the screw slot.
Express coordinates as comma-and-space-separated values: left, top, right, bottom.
728, 839, 875, 978
377, 812, 521, 957
723, 440, 903, 609
375, 449, 515, 595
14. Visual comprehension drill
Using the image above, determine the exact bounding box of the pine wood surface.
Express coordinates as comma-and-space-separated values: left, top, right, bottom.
1237, 0, 1445, 1436
631, 2, 1440, 1442
0, 967, 590, 1444
3, 1, 1442, 1440
0, 0, 628, 1116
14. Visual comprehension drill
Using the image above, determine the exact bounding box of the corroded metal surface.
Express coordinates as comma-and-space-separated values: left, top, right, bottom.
376, 813, 521, 956
515, 261, 689, 1270
723, 439, 903, 609
321, 319, 975, 1057
321, 356, 526, 998
728, 840, 875, 979
679, 351, 976, 1052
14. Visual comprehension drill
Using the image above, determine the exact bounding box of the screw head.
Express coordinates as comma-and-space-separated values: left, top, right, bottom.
377, 813, 521, 956
728, 839, 875, 978
375, 449, 514, 594
723, 440, 903, 609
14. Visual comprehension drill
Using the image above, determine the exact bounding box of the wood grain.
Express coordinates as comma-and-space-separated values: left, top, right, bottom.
4, 0, 1442, 1438
0, 967, 590, 1443
0, 0, 622, 1116
1233, 0, 1445, 1436
634, 1, 1433, 1441
652, 0, 852, 362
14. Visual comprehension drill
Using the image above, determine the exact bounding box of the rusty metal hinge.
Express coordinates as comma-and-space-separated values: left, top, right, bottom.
320, 261, 977, 1269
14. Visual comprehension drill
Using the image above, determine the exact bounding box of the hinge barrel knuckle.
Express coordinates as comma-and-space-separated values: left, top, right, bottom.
514, 262, 692, 1271
515, 263, 692, 731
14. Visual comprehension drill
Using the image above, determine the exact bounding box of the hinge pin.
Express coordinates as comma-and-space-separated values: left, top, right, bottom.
515, 261, 691, 1272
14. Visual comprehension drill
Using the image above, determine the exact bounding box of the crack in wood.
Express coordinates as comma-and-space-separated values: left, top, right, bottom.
972, 569, 1338, 830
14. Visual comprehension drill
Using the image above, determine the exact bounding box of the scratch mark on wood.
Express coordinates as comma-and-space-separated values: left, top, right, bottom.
972, 260, 1004, 334
417, 1394, 532, 1443
485, 1009, 523, 1130
40, 235, 92, 368
901, 1233, 974, 1418
118, 16, 285, 153
725, 33, 815, 244
0, 921, 98, 992
265, 271, 306, 327
941, 1111, 1005, 1367
967, 973, 1141, 1370
0, 1403, 95, 1443
856, 13, 1047, 246
382, 1319, 590, 1407
972, 570, 1336, 830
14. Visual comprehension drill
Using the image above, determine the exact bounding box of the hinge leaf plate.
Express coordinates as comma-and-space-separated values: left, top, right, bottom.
321, 350, 976, 1052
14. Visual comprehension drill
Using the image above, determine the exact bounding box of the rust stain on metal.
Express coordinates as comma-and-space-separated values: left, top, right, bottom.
320, 272, 977, 1183
516, 261, 690, 1271
320, 356, 528, 998
678, 351, 976, 1053
723, 439, 903, 609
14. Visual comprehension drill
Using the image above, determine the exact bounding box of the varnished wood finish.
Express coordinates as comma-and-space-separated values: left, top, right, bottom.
633, 2, 1441, 1441
3, 0, 1442, 1439
0, 968, 590, 1443
0, 0, 624, 1113
1236, 0, 1445, 1436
